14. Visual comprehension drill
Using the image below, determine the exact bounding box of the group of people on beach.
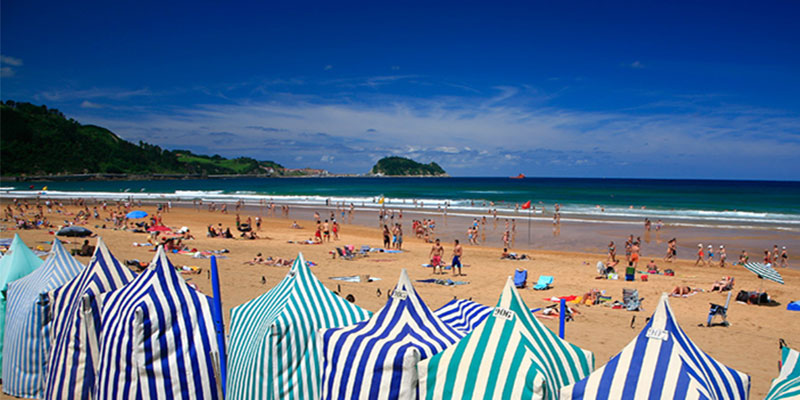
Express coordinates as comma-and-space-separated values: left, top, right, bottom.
429, 238, 464, 276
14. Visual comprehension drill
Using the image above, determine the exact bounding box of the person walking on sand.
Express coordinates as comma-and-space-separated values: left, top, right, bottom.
707, 245, 715, 264
719, 245, 727, 268
452, 239, 463, 276
430, 239, 444, 274
695, 244, 706, 266
664, 238, 677, 262
781, 247, 789, 268
773, 245, 780, 265
631, 241, 641, 269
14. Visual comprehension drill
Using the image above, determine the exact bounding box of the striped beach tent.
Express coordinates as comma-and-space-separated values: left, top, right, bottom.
434, 298, 492, 334
319, 269, 464, 400
0, 234, 45, 376
44, 237, 136, 400
562, 293, 749, 400
766, 346, 800, 400
419, 277, 594, 399
2, 238, 84, 398
93, 246, 222, 399
226, 253, 371, 399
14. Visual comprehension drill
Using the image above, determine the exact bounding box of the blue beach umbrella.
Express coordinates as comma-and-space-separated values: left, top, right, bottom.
125, 210, 148, 219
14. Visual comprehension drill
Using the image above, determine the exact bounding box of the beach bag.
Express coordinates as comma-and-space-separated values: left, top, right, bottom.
640, 275, 648, 282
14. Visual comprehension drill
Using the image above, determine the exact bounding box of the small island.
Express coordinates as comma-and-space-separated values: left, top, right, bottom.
370, 156, 447, 177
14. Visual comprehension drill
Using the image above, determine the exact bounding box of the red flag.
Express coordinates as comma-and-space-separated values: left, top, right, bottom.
521, 200, 531, 210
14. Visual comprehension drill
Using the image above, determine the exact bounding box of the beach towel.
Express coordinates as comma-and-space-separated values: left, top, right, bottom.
415, 279, 469, 286
330, 275, 381, 283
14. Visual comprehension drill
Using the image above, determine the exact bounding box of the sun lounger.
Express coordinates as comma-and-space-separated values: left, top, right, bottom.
707, 291, 732, 327
514, 269, 528, 288
336, 247, 354, 260
533, 275, 553, 291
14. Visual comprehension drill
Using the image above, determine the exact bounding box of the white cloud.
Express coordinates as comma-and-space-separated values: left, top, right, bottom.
630, 60, 644, 69
1, 55, 23, 66
39, 87, 152, 101
80, 100, 104, 109
0, 67, 14, 77
324, 65, 333, 70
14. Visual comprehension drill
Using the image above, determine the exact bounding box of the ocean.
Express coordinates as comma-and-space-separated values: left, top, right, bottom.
2, 177, 799, 231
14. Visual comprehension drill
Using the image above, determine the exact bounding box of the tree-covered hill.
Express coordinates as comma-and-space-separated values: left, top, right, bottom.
0, 100, 284, 176
370, 156, 447, 176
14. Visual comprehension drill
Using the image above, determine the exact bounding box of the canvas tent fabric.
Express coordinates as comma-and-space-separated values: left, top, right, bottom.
93, 246, 221, 399
226, 253, 371, 400
434, 298, 492, 334
765, 346, 800, 400
44, 237, 137, 400
2, 238, 84, 398
319, 269, 464, 400
0, 234, 44, 377
419, 277, 594, 400
742, 262, 784, 285
562, 293, 749, 400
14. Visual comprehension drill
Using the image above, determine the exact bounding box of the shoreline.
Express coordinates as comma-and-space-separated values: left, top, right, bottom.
0, 173, 453, 182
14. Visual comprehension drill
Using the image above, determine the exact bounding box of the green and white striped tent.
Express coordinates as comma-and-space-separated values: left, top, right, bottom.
226, 253, 371, 399
766, 346, 800, 400
0, 234, 44, 377
418, 276, 594, 399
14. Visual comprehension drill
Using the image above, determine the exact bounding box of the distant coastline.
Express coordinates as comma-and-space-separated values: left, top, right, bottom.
0, 173, 451, 182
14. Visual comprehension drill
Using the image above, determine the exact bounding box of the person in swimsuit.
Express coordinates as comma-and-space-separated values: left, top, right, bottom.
608, 241, 617, 263
452, 239, 463, 276
383, 225, 391, 248
707, 245, 715, 263
719, 245, 727, 268
695, 244, 706, 266
430, 239, 444, 274
781, 246, 789, 268
630, 241, 640, 268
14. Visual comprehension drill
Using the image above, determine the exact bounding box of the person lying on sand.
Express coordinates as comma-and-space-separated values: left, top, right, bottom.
670, 286, 701, 297
501, 248, 529, 260
291, 221, 303, 229
243, 253, 266, 265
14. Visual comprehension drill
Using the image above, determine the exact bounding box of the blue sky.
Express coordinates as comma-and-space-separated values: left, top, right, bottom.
2, 1, 799, 179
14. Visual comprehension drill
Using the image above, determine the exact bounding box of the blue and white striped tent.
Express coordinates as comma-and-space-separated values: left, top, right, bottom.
434, 298, 492, 334
766, 346, 800, 400
0, 234, 45, 377
319, 269, 464, 400
44, 237, 137, 400
226, 253, 372, 399
2, 238, 84, 398
562, 293, 750, 400
93, 246, 222, 399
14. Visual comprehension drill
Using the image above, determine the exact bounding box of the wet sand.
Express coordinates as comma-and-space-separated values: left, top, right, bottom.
1, 204, 798, 398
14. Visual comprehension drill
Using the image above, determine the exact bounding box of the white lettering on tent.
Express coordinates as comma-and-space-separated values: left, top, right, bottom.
646, 328, 669, 341
392, 290, 408, 300
493, 307, 514, 321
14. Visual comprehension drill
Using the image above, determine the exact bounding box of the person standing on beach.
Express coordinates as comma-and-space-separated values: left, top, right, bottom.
707, 245, 715, 264
773, 245, 780, 265
608, 241, 617, 263
452, 240, 463, 276
395, 224, 403, 250
719, 245, 727, 268
382, 225, 391, 248
631, 241, 641, 269
430, 239, 444, 274
695, 244, 706, 266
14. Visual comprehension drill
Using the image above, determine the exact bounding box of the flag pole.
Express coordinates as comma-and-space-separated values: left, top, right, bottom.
210, 256, 227, 396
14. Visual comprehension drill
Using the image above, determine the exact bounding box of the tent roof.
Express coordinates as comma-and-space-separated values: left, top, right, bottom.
45, 237, 137, 400
320, 269, 463, 399
766, 346, 800, 400
562, 294, 749, 399
227, 253, 371, 399
419, 277, 593, 400
2, 238, 84, 398
434, 298, 492, 334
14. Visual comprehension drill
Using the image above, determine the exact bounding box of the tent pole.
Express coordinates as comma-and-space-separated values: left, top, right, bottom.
559, 298, 566, 339
211, 256, 227, 396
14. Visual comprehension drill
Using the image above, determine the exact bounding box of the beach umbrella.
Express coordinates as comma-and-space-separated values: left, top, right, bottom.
226, 253, 371, 399
125, 210, 148, 219
319, 269, 463, 400
43, 237, 136, 400
419, 277, 594, 400
147, 225, 171, 232
434, 298, 492, 334
56, 226, 93, 237
562, 293, 749, 399
2, 238, 84, 398
0, 234, 45, 377
742, 262, 784, 285
766, 346, 800, 400
93, 246, 221, 399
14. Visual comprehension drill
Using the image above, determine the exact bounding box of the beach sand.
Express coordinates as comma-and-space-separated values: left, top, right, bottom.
2, 204, 798, 398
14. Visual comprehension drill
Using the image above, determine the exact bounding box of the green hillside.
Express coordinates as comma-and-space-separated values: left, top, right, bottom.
0, 100, 284, 176
370, 156, 447, 176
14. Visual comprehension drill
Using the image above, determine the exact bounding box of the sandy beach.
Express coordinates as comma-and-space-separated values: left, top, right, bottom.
1, 204, 798, 398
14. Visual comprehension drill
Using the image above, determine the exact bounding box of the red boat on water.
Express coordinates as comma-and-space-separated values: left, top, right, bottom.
510, 173, 525, 179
